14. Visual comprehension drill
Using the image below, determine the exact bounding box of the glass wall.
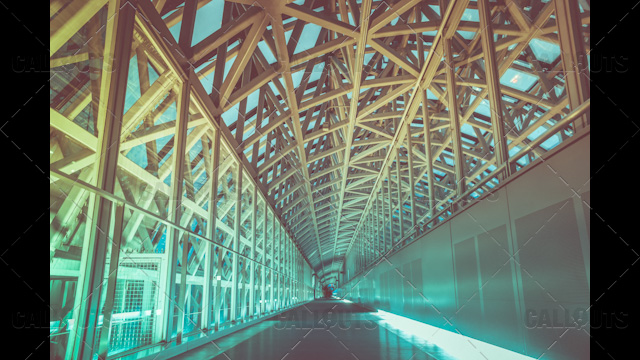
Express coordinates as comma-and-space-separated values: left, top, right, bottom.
49, 3, 315, 359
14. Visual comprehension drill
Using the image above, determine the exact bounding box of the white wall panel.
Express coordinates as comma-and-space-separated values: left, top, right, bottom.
341, 134, 591, 360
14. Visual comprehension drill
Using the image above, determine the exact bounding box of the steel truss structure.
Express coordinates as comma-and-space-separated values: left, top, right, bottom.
49, 0, 590, 358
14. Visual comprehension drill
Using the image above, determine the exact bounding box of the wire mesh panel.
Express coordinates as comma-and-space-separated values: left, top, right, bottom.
95, 256, 162, 357
183, 236, 205, 335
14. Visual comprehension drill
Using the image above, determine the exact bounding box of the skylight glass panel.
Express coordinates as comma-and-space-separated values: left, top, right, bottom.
221, 103, 240, 127
192, 0, 223, 46
526, 125, 547, 142
540, 134, 561, 150
294, 23, 322, 54
460, 123, 475, 136
468, 95, 491, 117
500, 68, 538, 92
364, 53, 374, 65
199, 72, 214, 94
243, 122, 256, 142
247, 88, 260, 111
508, 145, 521, 157
529, 38, 561, 64
257, 41, 277, 65
148, 63, 159, 85
457, 30, 476, 40
168, 21, 181, 42
462, 8, 479, 21
309, 61, 325, 83
285, 29, 293, 44
292, 70, 304, 89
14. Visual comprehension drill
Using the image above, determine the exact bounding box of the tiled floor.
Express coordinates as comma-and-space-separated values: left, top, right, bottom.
173, 300, 457, 360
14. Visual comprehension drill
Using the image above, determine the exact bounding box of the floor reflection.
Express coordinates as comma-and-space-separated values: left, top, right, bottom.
174, 300, 455, 360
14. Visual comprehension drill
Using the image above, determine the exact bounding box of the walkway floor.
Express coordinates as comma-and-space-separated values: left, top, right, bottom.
174, 299, 456, 360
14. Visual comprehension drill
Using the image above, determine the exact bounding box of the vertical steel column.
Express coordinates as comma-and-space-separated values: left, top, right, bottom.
280, 226, 283, 309
231, 165, 243, 322
364, 224, 368, 267
287, 236, 290, 305
368, 221, 372, 266
214, 226, 223, 331
380, 192, 384, 254
360, 234, 363, 271
69, 2, 135, 358
282, 233, 286, 307
363, 217, 367, 266
176, 234, 189, 343
276, 224, 281, 310
379, 191, 385, 255
288, 235, 291, 306
478, 0, 511, 179
261, 200, 267, 315
172, 81, 192, 344
370, 215, 374, 260
445, 38, 466, 206
203, 129, 220, 330
420, 91, 436, 218
373, 197, 378, 258
406, 124, 417, 229
386, 165, 393, 249
357, 233, 364, 270
249, 188, 257, 318
368, 212, 373, 259
214, 238, 223, 331
555, 0, 590, 131
95, 204, 126, 359
368, 221, 371, 264
377, 193, 381, 254
291, 243, 298, 305
289, 237, 293, 306
356, 234, 359, 272
365, 229, 368, 266
284, 234, 288, 307
270, 212, 275, 311
395, 151, 404, 239
298, 252, 300, 302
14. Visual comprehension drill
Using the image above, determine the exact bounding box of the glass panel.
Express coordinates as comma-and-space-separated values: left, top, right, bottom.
50, 9, 113, 357
182, 235, 204, 336
49, 195, 92, 360
94, 210, 164, 357
115, 24, 177, 214
215, 146, 236, 326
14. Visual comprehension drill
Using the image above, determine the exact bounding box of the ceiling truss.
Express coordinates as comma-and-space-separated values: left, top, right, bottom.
50, 0, 591, 284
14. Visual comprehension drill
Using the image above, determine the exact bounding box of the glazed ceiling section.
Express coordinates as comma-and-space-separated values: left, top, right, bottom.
160, 0, 588, 281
